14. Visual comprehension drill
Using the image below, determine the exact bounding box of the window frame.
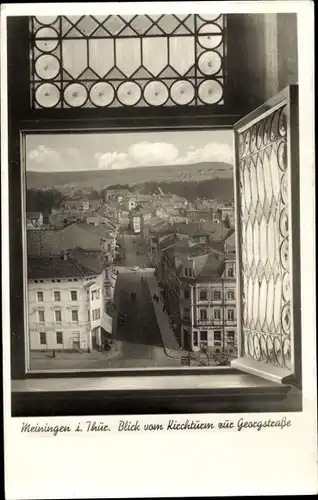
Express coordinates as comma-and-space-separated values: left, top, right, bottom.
214, 308, 222, 320
7, 17, 301, 416
71, 309, 79, 323
193, 331, 198, 347
227, 267, 234, 278
92, 308, 101, 321
39, 332, 47, 346
200, 331, 208, 343
37, 310, 45, 323
227, 309, 235, 321
199, 308, 208, 321
214, 330, 222, 346
231, 85, 301, 388
56, 331, 63, 345
199, 289, 208, 301
54, 309, 62, 323
226, 289, 235, 300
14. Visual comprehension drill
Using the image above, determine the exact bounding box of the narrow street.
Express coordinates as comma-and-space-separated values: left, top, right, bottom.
108, 270, 181, 368
118, 233, 150, 268
104, 233, 181, 368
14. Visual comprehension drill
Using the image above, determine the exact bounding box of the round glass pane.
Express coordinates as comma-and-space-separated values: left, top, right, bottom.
35, 83, 60, 107
198, 79, 223, 104
64, 83, 88, 107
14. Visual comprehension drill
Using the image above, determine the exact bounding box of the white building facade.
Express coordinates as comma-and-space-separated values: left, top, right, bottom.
179, 256, 237, 354
28, 266, 112, 352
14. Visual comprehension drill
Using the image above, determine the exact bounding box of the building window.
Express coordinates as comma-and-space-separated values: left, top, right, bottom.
227, 331, 235, 342
39, 332, 46, 345
227, 289, 235, 300
71, 310, 78, 322
227, 309, 235, 321
214, 309, 221, 320
88, 310, 90, 321
184, 288, 190, 299
199, 289, 207, 300
200, 309, 207, 321
228, 266, 234, 278
56, 332, 63, 345
184, 268, 188, 277
214, 330, 222, 346
193, 331, 198, 347
38, 310, 45, 323
37, 291, 43, 302
188, 268, 193, 277
55, 310, 62, 322
70, 291, 77, 301
200, 331, 208, 342
213, 290, 221, 300
183, 308, 190, 320
54, 291, 61, 302
92, 308, 101, 321
91, 289, 101, 300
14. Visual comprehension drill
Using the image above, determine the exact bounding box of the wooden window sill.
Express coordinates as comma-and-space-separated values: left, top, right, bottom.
11, 371, 302, 416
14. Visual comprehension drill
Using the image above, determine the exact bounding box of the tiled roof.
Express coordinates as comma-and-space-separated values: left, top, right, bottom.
27, 222, 109, 255
194, 252, 225, 280
163, 240, 225, 281
78, 221, 113, 238
174, 243, 214, 258
85, 211, 102, 218
224, 231, 236, 253
69, 248, 105, 274
27, 253, 103, 279
173, 221, 230, 241
160, 234, 182, 250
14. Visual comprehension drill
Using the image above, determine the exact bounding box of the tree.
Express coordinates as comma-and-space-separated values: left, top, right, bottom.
27, 188, 65, 214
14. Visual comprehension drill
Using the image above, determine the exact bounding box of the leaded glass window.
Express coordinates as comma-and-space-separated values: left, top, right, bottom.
29, 14, 225, 109
233, 86, 301, 384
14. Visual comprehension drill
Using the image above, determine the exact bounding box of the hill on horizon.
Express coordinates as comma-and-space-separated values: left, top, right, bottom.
26, 161, 233, 190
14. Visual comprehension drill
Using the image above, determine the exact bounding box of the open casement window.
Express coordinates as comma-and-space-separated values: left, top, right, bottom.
231, 86, 301, 387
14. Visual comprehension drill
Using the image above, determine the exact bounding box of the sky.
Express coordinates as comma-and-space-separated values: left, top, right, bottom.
26, 129, 234, 172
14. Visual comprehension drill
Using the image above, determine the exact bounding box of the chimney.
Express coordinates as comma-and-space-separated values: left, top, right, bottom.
61, 251, 68, 260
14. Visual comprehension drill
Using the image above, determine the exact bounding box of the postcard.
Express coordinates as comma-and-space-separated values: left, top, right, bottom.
1, 2, 316, 499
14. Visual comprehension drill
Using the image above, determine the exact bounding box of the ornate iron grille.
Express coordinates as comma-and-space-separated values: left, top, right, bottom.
237, 105, 291, 371
29, 14, 225, 109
